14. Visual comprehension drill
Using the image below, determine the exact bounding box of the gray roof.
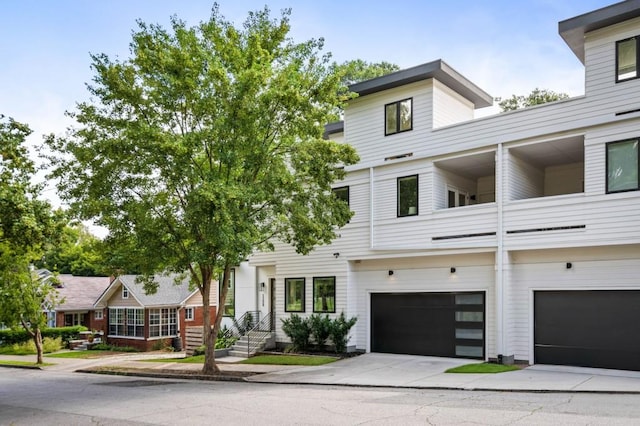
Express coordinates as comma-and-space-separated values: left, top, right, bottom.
116, 274, 196, 307
559, 0, 640, 64
55, 275, 111, 311
348, 59, 493, 108
323, 121, 344, 138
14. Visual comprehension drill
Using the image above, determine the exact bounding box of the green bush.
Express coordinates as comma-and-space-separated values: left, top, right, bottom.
0, 337, 63, 355
329, 312, 357, 353
193, 345, 206, 356
42, 337, 63, 353
0, 326, 88, 346
281, 314, 312, 352
309, 314, 332, 347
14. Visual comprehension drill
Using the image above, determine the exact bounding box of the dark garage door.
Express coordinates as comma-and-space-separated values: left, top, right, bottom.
534, 290, 640, 371
371, 292, 485, 359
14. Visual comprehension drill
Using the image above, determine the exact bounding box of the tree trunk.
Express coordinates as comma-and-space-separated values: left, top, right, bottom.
201, 266, 219, 375
34, 327, 44, 365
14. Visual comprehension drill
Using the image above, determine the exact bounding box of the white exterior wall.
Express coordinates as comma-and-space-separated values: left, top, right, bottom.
220, 261, 256, 328
507, 245, 640, 362
432, 79, 474, 128
351, 253, 496, 356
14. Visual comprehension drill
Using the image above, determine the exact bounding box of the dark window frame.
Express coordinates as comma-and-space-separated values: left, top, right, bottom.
397, 174, 419, 217
285, 277, 305, 313
313, 276, 336, 313
332, 186, 350, 206
616, 36, 639, 83
385, 98, 413, 136
606, 138, 640, 193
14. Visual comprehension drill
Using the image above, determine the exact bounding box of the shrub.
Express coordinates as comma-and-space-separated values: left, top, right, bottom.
0, 326, 89, 346
309, 314, 332, 347
193, 345, 206, 356
281, 314, 311, 352
42, 337, 63, 353
329, 312, 357, 353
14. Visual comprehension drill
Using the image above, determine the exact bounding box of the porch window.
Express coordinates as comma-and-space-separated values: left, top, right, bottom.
108, 308, 144, 337
219, 268, 235, 317
285, 278, 305, 312
149, 308, 177, 337
385, 98, 413, 135
447, 186, 469, 208
607, 139, 639, 193
397, 175, 418, 217
617, 37, 638, 82
313, 276, 336, 313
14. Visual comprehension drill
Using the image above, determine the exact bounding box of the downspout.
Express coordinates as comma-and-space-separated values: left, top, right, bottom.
369, 167, 375, 249
496, 143, 505, 359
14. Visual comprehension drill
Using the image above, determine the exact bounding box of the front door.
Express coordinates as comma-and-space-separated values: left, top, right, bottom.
269, 278, 276, 331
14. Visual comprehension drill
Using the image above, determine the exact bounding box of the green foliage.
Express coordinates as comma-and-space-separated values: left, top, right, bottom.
89, 343, 138, 352
0, 326, 87, 346
337, 59, 400, 86
445, 363, 520, 374
498, 88, 569, 112
240, 354, 337, 366
281, 314, 312, 352
329, 312, 357, 353
0, 337, 63, 355
43, 5, 359, 373
309, 313, 332, 347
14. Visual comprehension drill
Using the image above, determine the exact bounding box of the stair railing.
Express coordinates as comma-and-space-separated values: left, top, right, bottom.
246, 313, 272, 357
226, 310, 260, 339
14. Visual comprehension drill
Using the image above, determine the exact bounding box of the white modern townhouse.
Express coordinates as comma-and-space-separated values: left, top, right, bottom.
240, 0, 640, 371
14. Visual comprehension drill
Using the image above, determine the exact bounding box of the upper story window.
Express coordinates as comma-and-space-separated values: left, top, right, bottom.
385, 98, 413, 136
332, 186, 349, 206
122, 286, 129, 299
397, 175, 418, 217
607, 139, 639, 193
617, 37, 638, 82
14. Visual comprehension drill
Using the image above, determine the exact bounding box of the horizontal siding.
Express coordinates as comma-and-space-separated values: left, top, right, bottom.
351, 254, 496, 357
508, 153, 543, 200
508, 248, 640, 361
432, 79, 474, 128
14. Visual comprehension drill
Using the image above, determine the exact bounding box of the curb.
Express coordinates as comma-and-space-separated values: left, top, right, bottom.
0, 363, 43, 370
76, 368, 250, 382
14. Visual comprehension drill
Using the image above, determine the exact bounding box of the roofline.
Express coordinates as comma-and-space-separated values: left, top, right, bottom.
323, 121, 344, 138
93, 276, 143, 308
559, 0, 640, 64
348, 59, 493, 109
178, 288, 201, 306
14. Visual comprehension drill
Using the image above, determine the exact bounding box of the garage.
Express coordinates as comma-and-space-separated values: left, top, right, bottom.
371, 292, 485, 359
534, 290, 640, 371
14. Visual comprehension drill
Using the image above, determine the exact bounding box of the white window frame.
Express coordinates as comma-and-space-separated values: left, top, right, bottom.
446, 185, 469, 208
108, 307, 144, 338
149, 308, 178, 338
185, 307, 194, 321
94, 310, 103, 320
122, 286, 129, 299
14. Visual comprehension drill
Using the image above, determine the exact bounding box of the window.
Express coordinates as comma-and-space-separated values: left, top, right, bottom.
397, 175, 418, 217
122, 286, 129, 299
285, 278, 305, 312
149, 308, 177, 337
64, 313, 85, 326
219, 268, 235, 317
617, 37, 638, 82
332, 186, 349, 206
94, 310, 103, 320
385, 98, 412, 135
185, 307, 194, 321
313, 277, 336, 313
607, 139, 639, 193
108, 308, 144, 337
447, 186, 469, 208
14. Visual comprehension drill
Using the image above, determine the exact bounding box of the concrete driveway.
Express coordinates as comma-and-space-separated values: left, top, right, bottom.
247, 352, 640, 393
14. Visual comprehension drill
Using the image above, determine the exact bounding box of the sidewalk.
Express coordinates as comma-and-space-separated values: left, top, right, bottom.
3, 351, 640, 393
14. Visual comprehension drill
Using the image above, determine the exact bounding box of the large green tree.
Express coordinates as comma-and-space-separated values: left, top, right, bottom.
35, 222, 106, 276
337, 59, 400, 85
45, 6, 358, 374
498, 88, 569, 112
0, 115, 65, 364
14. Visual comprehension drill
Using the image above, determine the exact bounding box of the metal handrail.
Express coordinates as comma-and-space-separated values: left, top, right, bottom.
246, 313, 272, 357
227, 310, 260, 338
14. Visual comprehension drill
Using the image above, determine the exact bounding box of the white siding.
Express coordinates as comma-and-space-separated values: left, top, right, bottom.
508, 152, 543, 200
507, 246, 640, 362
432, 79, 474, 128
544, 162, 584, 196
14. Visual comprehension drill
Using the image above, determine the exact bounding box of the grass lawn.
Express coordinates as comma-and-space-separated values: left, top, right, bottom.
445, 363, 521, 374
143, 355, 205, 364
0, 360, 54, 367
240, 355, 337, 366
45, 351, 119, 359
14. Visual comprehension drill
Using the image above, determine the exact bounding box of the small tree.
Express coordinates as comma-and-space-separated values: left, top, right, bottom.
498, 88, 569, 112
281, 314, 312, 352
309, 313, 332, 348
0, 115, 65, 364
329, 312, 357, 353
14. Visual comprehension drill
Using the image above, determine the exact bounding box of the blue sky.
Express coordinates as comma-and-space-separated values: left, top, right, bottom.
1, 0, 615, 205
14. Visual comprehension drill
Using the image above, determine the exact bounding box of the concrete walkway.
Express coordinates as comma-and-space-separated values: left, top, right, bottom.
3, 351, 640, 393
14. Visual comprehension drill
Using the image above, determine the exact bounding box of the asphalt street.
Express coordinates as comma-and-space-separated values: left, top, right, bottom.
2, 368, 640, 425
